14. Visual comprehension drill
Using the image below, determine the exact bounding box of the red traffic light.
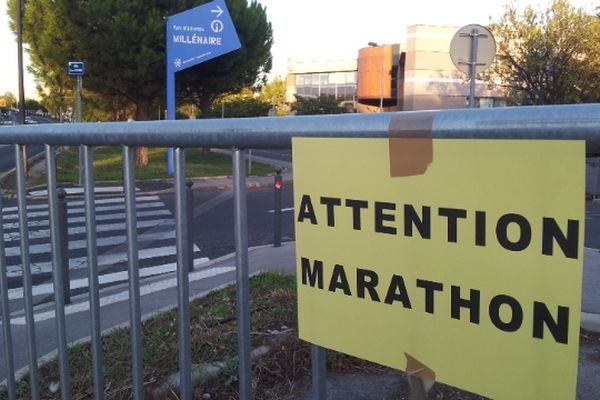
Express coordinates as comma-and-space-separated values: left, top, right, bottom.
274, 179, 282, 189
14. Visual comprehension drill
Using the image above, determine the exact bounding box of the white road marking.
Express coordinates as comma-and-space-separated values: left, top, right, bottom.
4, 218, 175, 257
7, 240, 201, 278
7, 256, 211, 300
267, 207, 294, 213
2, 201, 166, 221
1, 195, 161, 214
7, 266, 235, 324
3, 209, 173, 240
28, 186, 132, 197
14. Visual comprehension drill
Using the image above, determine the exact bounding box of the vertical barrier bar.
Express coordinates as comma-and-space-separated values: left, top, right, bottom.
122, 145, 143, 399
57, 188, 70, 305
175, 148, 192, 399
311, 345, 327, 400
0, 195, 17, 400
186, 179, 194, 272
83, 145, 105, 400
45, 145, 71, 400
408, 376, 428, 400
233, 147, 252, 400
14, 144, 40, 399
273, 169, 282, 248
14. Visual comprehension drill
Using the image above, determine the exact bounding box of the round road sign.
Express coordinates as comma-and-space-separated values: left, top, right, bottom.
449, 24, 496, 74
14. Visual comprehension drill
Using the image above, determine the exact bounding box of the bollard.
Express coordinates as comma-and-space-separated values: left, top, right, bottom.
273, 168, 282, 247
186, 179, 194, 272
57, 188, 71, 304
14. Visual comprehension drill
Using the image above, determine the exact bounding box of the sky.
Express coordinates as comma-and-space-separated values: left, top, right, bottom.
0, 0, 597, 99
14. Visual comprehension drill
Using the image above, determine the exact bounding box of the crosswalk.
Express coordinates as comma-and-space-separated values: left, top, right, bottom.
2, 193, 211, 304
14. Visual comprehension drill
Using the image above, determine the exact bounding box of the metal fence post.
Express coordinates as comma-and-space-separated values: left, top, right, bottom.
408, 375, 428, 400
311, 344, 327, 399
15, 144, 40, 400
233, 147, 252, 400
46, 146, 71, 400
0, 195, 17, 400
175, 148, 192, 400
122, 145, 144, 400
82, 144, 105, 399
273, 168, 282, 248
57, 188, 70, 304
186, 179, 194, 272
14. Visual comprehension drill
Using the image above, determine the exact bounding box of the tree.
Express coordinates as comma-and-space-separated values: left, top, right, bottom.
259, 77, 287, 115
203, 81, 286, 118
488, 0, 600, 105
0, 92, 17, 108
7, 0, 80, 118
206, 87, 271, 118
178, 0, 273, 116
291, 94, 348, 115
9, 0, 273, 165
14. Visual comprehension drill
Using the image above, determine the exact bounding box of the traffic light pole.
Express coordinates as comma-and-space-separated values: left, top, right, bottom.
273, 169, 282, 247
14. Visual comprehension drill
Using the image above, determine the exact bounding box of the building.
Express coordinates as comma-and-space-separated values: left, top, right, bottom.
285, 58, 357, 105
285, 25, 504, 113
356, 43, 404, 112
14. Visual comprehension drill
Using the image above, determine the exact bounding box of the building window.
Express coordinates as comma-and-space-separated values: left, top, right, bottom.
294, 71, 357, 101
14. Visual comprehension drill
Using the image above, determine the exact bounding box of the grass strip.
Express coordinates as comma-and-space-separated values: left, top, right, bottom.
21, 146, 274, 187
1, 272, 494, 400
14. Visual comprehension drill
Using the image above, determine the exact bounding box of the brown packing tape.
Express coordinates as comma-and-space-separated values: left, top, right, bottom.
388, 112, 435, 177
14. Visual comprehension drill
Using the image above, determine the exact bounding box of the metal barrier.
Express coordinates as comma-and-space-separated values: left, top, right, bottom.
0, 104, 599, 400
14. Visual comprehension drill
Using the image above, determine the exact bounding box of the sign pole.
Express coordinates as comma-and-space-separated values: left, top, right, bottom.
166, 53, 175, 175
76, 71, 84, 184
76, 76, 82, 122
468, 28, 479, 108
449, 24, 496, 109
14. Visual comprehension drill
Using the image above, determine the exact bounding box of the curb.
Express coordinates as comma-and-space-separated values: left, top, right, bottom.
0, 242, 293, 386
581, 312, 600, 333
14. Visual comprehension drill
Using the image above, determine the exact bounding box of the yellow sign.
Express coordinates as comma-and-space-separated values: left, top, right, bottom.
0, 98, 6, 107
293, 138, 584, 400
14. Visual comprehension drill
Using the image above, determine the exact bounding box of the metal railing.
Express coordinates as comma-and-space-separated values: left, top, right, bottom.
0, 103, 599, 400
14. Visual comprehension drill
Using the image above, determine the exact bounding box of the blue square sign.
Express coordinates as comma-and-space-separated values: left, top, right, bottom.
68, 61, 85, 76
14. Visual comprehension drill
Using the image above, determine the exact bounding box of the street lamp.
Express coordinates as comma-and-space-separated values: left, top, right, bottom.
368, 42, 384, 112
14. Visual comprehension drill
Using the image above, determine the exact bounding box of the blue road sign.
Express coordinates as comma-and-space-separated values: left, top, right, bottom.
166, 0, 241, 74
68, 61, 85, 76
165, 0, 241, 174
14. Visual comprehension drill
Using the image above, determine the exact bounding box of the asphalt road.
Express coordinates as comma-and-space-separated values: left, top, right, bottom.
0, 115, 55, 175
158, 183, 295, 259
0, 144, 45, 176
0, 183, 296, 383
586, 200, 600, 249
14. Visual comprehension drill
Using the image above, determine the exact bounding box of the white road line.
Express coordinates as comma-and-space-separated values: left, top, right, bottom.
28, 186, 132, 197
7, 266, 234, 324
7, 256, 211, 300
267, 207, 294, 213
2, 209, 173, 241
4, 219, 175, 257
6, 240, 201, 278
2, 201, 167, 221
1, 195, 161, 214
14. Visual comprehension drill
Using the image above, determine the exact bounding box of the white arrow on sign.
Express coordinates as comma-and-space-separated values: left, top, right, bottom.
211, 5, 223, 18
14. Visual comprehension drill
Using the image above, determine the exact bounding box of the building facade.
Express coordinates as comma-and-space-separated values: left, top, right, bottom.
285, 58, 357, 105
285, 25, 504, 113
